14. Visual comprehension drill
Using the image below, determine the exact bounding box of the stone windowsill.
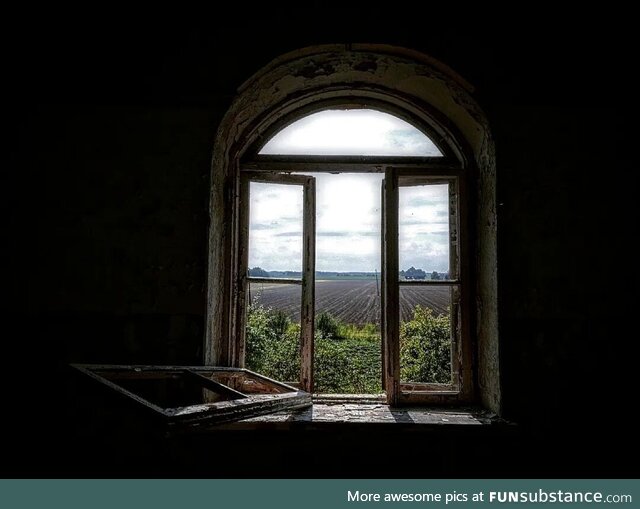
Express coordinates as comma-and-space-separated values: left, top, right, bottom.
214, 402, 504, 431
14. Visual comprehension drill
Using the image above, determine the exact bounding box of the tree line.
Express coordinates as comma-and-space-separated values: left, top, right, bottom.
250, 266, 448, 280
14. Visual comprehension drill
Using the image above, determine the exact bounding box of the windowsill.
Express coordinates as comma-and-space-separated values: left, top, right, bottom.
213, 403, 504, 431
313, 393, 387, 403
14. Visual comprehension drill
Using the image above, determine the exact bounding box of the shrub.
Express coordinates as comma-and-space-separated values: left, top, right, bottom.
245, 302, 300, 382
316, 311, 340, 339
268, 309, 290, 337
400, 305, 451, 384
246, 304, 451, 393
314, 337, 382, 393
257, 325, 300, 382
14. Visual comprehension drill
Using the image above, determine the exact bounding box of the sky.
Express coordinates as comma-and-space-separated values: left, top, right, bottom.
259, 109, 442, 157
248, 109, 449, 273
249, 176, 450, 273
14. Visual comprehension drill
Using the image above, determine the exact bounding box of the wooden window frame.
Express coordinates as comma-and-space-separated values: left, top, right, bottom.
383, 170, 472, 405
236, 172, 316, 392
236, 151, 472, 405
206, 48, 501, 412
71, 364, 312, 431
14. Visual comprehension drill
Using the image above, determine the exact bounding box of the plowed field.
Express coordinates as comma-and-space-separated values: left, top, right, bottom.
249, 280, 450, 325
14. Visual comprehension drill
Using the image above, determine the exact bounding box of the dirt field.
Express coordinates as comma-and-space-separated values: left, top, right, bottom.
249, 280, 450, 325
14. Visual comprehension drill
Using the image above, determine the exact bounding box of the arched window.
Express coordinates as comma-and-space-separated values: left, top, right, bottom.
207, 46, 500, 410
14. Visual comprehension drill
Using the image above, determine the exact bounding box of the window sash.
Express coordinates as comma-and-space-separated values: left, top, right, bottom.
235, 164, 471, 404
383, 171, 470, 404
238, 172, 316, 392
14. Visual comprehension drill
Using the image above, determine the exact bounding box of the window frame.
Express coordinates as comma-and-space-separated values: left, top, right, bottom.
71, 364, 312, 430
206, 45, 500, 413
233, 106, 471, 404
236, 172, 316, 392
386, 170, 472, 405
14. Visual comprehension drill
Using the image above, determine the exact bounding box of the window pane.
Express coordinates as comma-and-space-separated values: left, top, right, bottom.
249, 182, 303, 278
399, 285, 454, 386
246, 282, 301, 385
259, 109, 443, 157
399, 183, 451, 280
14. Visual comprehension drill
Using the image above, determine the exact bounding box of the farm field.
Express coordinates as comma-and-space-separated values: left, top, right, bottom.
249, 280, 450, 325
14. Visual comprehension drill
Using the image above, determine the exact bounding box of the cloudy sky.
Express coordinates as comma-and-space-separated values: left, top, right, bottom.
260, 109, 442, 156
248, 109, 449, 273
249, 176, 449, 273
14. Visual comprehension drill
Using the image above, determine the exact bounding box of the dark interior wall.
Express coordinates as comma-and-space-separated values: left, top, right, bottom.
9, 106, 214, 364
4, 16, 637, 475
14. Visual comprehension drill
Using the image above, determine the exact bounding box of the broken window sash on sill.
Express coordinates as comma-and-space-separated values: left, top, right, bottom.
71, 364, 312, 430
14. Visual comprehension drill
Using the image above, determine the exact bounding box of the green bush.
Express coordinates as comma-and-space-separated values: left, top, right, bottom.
245, 302, 300, 381
257, 326, 300, 382
314, 337, 381, 393
316, 311, 340, 339
244, 303, 273, 373
400, 305, 451, 384
245, 305, 451, 393
268, 309, 290, 337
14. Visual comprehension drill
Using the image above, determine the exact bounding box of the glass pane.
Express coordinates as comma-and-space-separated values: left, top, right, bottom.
246, 282, 301, 385
399, 183, 450, 280
259, 109, 443, 157
399, 285, 454, 386
249, 182, 303, 279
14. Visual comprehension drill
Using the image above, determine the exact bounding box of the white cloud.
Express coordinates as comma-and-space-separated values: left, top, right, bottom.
248, 175, 450, 273
260, 109, 442, 157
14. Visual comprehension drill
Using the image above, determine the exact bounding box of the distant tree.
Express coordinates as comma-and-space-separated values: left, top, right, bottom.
405, 266, 426, 280
249, 267, 270, 277
431, 271, 441, 280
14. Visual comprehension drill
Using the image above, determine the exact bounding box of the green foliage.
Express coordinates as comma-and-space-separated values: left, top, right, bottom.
400, 305, 451, 384
269, 309, 291, 337
337, 322, 379, 341
245, 305, 451, 393
316, 311, 340, 339
258, 328, 300, 382
314, 337, 382, 393
245, 302, 299, 382
244, 303, 272, 373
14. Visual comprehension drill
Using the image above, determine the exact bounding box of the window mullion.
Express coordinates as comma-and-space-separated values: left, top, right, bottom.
383, 168, 400, 405
300, 177, 316, 393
